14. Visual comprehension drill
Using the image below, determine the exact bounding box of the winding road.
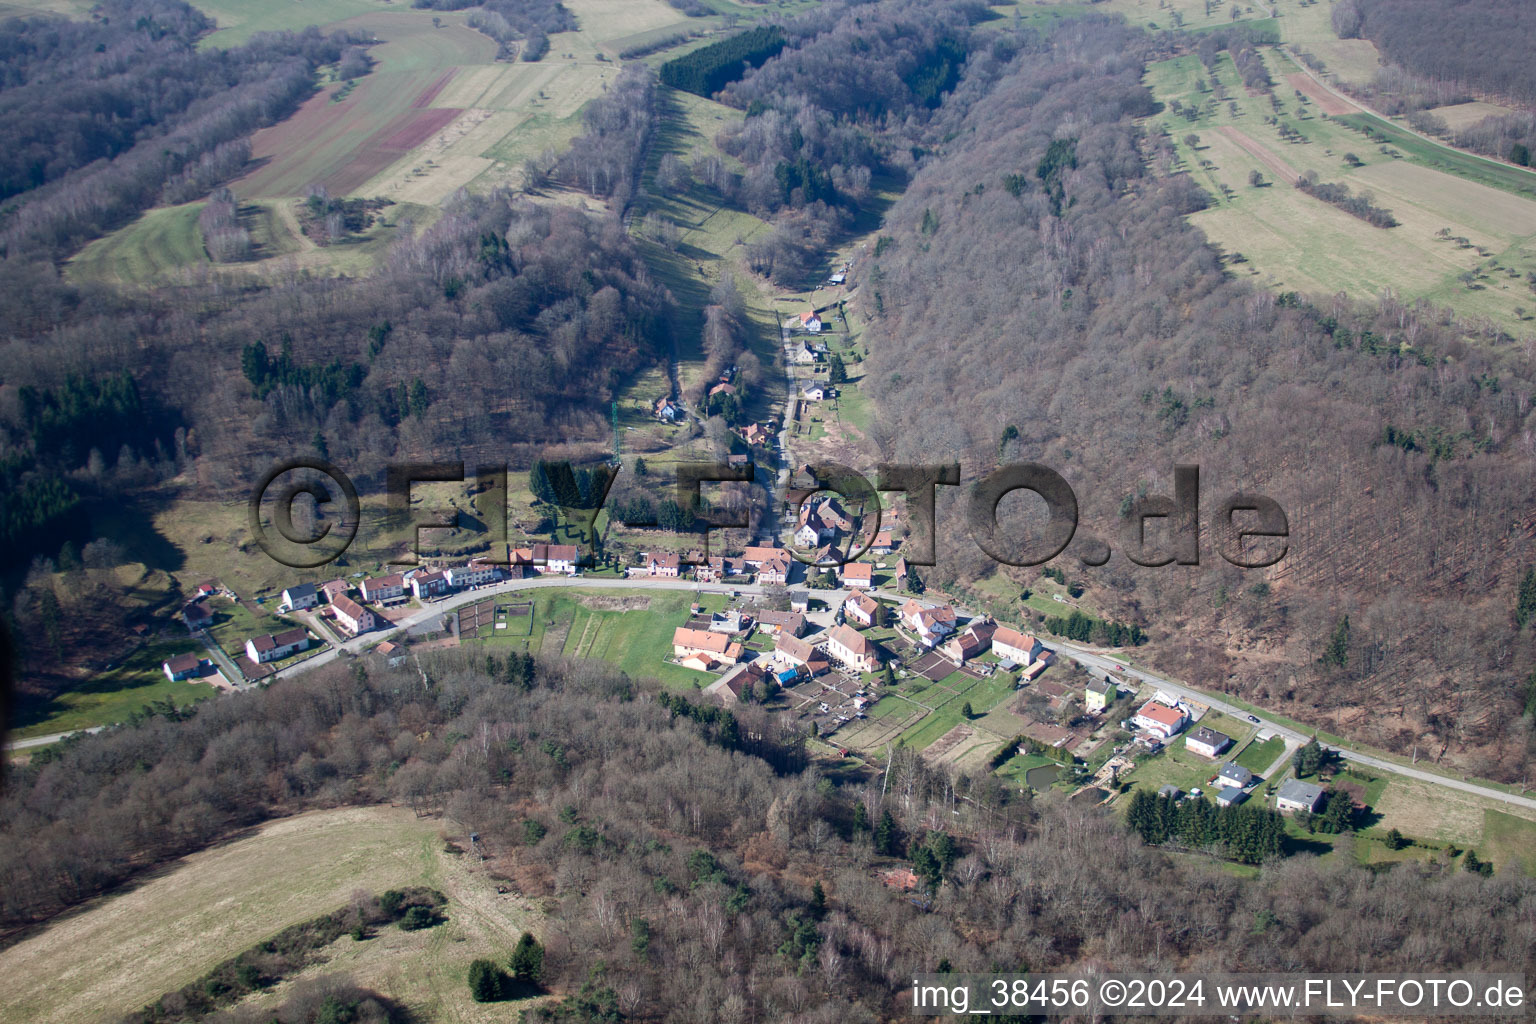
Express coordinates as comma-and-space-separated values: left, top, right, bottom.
10, 564, 1536, 815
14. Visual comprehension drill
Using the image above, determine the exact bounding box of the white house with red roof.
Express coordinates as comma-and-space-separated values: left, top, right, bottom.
1132, 700, 1188, 740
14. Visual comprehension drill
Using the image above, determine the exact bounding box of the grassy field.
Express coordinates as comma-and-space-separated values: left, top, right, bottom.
1234, 733, 1285, 773
11, 630, 220, 738
0, 807, 463, 1024
235, 12, 495, 199
466, 587, 726, 688
188, 0, 395, 47
1147, 48, 1536, 338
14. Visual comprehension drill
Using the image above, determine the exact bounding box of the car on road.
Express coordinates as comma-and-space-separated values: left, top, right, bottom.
1247, 715, 1260, 723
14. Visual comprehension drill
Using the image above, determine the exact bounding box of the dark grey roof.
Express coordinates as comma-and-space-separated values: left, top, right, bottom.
1215, 787, 1248, 806
1277, 778, 1326, 806
1217, 762, 1254, 784
1189, 726, 1232, 749
284, 582, 318, 599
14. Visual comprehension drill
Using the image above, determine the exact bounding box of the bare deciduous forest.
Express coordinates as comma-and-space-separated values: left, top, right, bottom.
855, 18, 1536, 779
2, 656, 1533, 1021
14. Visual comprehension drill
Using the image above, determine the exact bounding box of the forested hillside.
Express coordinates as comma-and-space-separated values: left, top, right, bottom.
0, 1, 361, 259
856, 19, 1536, 779
1344, 0, 1536, 107
2, 656, 1532, 1019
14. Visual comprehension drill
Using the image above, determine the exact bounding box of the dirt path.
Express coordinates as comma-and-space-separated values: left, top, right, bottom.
1217, 125, 1300, 185
1286, 72, 1358, 116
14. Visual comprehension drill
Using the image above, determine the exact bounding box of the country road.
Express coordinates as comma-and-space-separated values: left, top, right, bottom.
10, 573, 1536, 815
1282, 47, 1536, 185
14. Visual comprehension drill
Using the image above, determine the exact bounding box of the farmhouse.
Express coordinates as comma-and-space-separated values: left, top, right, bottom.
1085, 677, 1116, 713
672, 627, 742, 666
647, 552, 683, 577
245, 627, 313, 664
410, 570, 448, 600
331, 595, 376, 636
162, 652, 209, 682
280, 583, 319, 612
992, 626, 1045, 665
1215, 763, 1254, 789
1276, 778, 1327, 814
840, 561, 874, 587
359, 574, 405, 603
1133, 700, 1188, 739
1186, 726, 1233, 759
825, 624, 881, 673
844, 591, 881, 628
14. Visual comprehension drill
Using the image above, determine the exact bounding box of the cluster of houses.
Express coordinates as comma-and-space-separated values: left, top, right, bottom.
636, 544, 797, 587
1137, 694, 1329, 814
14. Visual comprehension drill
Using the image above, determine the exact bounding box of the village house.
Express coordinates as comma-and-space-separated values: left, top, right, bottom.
797, 310, 822, 333
162, 652, 210, 682
776, 632, 830, 676
646, 551, 682, 577
1186, 726, 1233, 759
1275, 778, 1326, 814
941, 620, 995, 665
410, 570, 449, 600
279, 583, 319, 612
697, 556, 748, 582
718, 661, 771, 704
741, 545, 790, 568
360, 573, 406, 604
803, 384, 830, 402
709, 381, 736, 398
739, 422, 769, 447
752, 609, 806, 637
900, 599, 958, 647
727, 453, 750, 469
245, 627, 313, 664
825, 624, 881, 673
893, 555, 908, 588
1085, 677, 1116, 713
843, 591, 881, 628
839, 561, 874, 589
992, 626, 1045, 665
331, 594, 376, 636
445, 561, 499, 589
182, 600, 213, 631
871, 531, 896, 555
757, 556, 791, 585
320, 579, 352, 603
791, 340, 818, 365
672, 627, 742, 666
789, 591, 810, 613
1215, 763, 1254, 790
196, 580, 220, 598
532, 544, 580, 575
1132, 699, 1188, 739
654, 396, 680, 421
710, 609, 750, 634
